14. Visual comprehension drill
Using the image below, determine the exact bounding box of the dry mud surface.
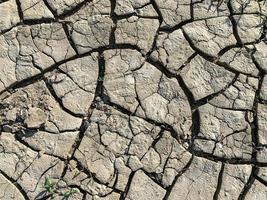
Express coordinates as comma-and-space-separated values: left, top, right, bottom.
0, 0, 267, 199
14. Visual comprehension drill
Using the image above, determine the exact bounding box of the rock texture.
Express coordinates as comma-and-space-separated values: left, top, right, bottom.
0, 0, 267, 199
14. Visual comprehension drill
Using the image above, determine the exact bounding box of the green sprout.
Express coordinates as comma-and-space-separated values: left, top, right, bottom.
62, 188, 78, 198
44, 177, 56, 195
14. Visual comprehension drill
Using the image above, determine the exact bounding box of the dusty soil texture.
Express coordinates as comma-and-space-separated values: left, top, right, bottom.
0, 0, 267, 199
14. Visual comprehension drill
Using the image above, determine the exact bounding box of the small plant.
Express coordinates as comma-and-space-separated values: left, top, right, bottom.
62, 188, 78, 198
44, 177, 56, 195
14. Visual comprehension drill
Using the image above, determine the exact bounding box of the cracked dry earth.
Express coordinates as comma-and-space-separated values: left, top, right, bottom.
1, 0, 267, 200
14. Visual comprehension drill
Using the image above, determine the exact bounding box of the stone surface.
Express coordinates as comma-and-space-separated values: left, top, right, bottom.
20, 0, 54, 20
181, 55, 235, 100
210, 74, 258, 110
0, 173, 24, 200
155, 0, 191, 28
194, 103, 253, 160
0, 132, 37, 179
219, 46, 259, 76
193, 0, 229, 20
230, 0, 261, 14
65, 0, 112, 54
183, 16, 236, 57
0, 23, 76, 92
260, 75, 267, 101
0, 0, 267, 199
168, 157, 221, 200
0, 81, 82, 132
126, 170, 166, 200
115, 16, 159, 53
47, 53, 99, 115
218, 164, 252, 200
233, 14, 264, 43
245, 180, 267, 199
46, 0, 84, 15
20, 130, 78, 158
103, 49, 144, 112
0, 0, 20, 32
114, 0, 157, 17
254, 42, 267, 71
150, 29, 195, 75
258, 103, 267, 145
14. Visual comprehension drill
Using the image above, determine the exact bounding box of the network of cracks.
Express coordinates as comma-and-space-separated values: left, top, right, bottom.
0, 0, 267, 199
